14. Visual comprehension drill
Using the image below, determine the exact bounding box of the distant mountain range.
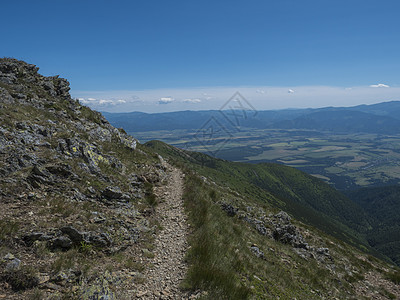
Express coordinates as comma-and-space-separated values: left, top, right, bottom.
103, 100, 400, 135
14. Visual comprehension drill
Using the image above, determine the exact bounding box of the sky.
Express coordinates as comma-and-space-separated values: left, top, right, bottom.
1, 0, 400, 112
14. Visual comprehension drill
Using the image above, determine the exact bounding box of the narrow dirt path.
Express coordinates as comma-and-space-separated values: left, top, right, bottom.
136, 166, 189, 299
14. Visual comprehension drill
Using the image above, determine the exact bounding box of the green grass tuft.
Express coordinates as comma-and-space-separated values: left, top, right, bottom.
385, 270, 400, 284
182, 173, 250, 299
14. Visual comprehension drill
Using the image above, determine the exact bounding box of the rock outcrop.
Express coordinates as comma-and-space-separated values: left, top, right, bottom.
220, 201, 334, 265
0, 58, 163, 298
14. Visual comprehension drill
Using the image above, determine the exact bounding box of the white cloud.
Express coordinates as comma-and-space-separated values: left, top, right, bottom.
79, 98, 128, 106
99, 99, 114, 105
78, 98, 92, 104
158, 97, 174, 104
288, 89, 295, 94
369, 83, 390, 88
183, 98, 201, 103
256, 89, 265, 94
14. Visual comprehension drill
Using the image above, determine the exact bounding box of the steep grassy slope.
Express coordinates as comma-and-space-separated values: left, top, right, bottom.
347, 186, 400, 266
145, 140, 373, 251
146, 141, 400, 299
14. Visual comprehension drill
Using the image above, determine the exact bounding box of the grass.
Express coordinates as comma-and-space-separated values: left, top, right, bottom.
1, 265, 39, 291
124, 259, 145, 272
79, 106, 103, 125
385, 270, 400, 284
142, 249, 155, 258
29, 288, 45, 300
79, 241, 94, 254
33, 241, 51, 259
0, 218, 20, 239
180, 171, 339, 299
51, 249, 80, 273
144, 182, 157, 207
47, 196, 78, 217
51, 247, 95, 279
182, 173, 250, 299
111, 252, 146, 272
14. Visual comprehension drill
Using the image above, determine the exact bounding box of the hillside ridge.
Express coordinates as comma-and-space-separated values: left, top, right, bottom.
0, 57, 177, 299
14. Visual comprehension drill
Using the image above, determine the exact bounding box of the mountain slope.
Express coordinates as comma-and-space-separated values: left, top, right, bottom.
144, 141, 372, 251
271, 110, 400, 134
1, 58, 399, 299
347, 186, 400, 266
145, 140, 400, 298
0, 58, 184, 299
347, 100, 400, 120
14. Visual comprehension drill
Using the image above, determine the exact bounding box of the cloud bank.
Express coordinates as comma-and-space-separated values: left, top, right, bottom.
72, 85, 400, 113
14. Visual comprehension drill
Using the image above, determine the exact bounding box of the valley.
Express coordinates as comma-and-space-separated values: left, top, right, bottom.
124, 128, 400, 190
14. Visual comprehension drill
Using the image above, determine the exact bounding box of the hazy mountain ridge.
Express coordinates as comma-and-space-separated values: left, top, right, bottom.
104, 101, 400, 134
272, 110, 400, 134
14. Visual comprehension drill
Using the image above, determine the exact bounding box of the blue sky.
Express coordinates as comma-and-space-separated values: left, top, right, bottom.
1, 0, 400, 112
